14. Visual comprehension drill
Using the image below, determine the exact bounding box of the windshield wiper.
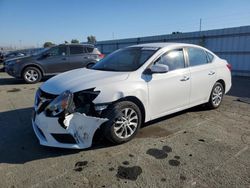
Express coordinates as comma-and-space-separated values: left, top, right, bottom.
92, 67, 118, 71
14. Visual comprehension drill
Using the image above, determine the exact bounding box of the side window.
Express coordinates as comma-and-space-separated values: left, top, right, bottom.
155, 49, 185, 71
48, 46, 66, 56
206, 51, 214, 63
70, 46, 84, 55
85, 47, 94, 53
187, 47, 208, 66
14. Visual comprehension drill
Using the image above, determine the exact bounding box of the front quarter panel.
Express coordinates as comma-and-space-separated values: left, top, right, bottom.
93, 78, 150, 122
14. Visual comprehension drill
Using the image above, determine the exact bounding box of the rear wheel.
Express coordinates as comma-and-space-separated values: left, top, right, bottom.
86, 62, 95, 68
207, 82, 224, 109
102, 101, 142, 144
22, 67, 42, 84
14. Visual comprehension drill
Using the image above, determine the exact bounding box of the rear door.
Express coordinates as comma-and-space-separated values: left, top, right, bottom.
40, 46, 69, 74
68, 45, 90, 70
186, 47, 217, 105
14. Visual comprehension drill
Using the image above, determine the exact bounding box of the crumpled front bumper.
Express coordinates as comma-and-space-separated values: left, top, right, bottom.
32, 110, 108, 149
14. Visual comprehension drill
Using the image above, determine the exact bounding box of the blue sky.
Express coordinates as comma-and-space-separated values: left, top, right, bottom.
1, 0, 250, 47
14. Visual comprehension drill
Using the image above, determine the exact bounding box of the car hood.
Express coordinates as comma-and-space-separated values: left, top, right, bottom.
5, 55, 31, 62
40, 68, 130, 95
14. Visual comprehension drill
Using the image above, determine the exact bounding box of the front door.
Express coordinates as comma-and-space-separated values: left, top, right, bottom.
40, 46, 69, 74
147, 49, 190, 119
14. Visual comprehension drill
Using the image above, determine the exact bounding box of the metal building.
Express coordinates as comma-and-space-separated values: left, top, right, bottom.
96, 26, 250, 76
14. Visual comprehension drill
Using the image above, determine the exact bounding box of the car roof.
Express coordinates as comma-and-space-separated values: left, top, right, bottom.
58, 43, 95, 48
130, 42, 205, 49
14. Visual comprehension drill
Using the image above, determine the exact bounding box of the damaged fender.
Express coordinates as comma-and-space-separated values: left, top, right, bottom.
64, 113, 108, 148
33, 111, 108, 149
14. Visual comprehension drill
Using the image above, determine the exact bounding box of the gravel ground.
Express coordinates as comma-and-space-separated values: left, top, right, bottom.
0, 72, 249, 188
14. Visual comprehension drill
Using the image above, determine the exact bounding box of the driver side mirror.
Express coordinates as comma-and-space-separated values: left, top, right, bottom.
144, 64, 169, 74
42, 53, 50, 58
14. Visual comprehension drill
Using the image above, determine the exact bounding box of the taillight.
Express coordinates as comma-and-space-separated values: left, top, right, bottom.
226, 63, 232, 71
98, 54, 105, 59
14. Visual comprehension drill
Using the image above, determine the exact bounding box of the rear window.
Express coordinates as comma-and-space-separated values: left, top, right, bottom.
187, 47, 208, 66
206, 51, 214, 62
85, 47, 94, 53
70, 46, 84, 55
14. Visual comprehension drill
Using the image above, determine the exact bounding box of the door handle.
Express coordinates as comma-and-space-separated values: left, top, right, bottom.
180, 75, 190, 81
208, 71, 215, 75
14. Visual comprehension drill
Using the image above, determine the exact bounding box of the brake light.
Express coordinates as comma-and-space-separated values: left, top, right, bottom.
98, 54, 105, 59
226, 63, 232, 71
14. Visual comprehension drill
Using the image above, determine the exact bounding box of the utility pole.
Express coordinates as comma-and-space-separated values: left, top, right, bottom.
112, 32, 114, 40
19, 40, 22, 49
199, 18, 202, 32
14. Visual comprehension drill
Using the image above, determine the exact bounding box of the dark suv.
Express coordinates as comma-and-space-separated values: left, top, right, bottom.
5, 44, 104, 83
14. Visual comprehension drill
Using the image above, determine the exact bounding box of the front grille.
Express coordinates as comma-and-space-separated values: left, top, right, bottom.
51, 133, 76, 144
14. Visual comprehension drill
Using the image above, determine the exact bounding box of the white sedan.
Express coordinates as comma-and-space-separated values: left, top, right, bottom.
32, 43, 231, 149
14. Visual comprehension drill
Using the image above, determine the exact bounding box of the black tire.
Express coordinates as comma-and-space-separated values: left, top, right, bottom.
22, 67, 42, 84
207, 82, 224, 109
102, 101, 142, 144
86, 62, 95, 68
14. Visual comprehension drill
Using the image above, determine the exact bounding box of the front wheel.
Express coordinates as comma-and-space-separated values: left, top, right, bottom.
207, 82, 224, 109
22, 67, 42, 84
102, 101, 142, 144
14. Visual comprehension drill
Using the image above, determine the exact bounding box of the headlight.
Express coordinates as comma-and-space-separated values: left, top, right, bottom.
6, 59, 21, 66
45, 90, 74, 117
73, 88, 100, 115
5, 60, 14, 66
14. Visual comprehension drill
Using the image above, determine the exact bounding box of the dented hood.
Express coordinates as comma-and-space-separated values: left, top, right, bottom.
40, 68, 129, 94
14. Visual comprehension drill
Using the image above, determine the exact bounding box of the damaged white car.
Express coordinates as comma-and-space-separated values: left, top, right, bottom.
32, 43, 231, 149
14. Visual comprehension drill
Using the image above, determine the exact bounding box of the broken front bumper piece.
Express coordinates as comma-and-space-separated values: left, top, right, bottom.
32, 112, 108, 149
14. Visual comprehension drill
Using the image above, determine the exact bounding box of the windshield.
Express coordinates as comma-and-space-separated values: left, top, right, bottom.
32, 48, 50, 56
91, 47, 158, 72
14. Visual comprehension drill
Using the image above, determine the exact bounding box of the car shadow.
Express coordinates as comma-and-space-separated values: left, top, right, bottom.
0, 107, 80, 164
142, 104, 208, 128
0, 76, 52, 86
0, 77, 25, 85
0, 105, 210, 164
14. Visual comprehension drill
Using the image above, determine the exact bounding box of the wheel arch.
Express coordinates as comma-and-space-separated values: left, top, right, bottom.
216, 79, 226, 93
115, 96, 146, 124
21, 64, 44, 77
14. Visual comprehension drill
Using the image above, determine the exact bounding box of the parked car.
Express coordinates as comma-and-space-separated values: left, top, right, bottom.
5, 44, 104, 83
32, 43, 232, 149
4, 51, 26, 60
1, 51, 27, 71
0, 52, 5, 72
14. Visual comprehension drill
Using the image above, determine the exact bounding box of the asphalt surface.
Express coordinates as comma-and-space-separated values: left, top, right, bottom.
0, 72, 249, 188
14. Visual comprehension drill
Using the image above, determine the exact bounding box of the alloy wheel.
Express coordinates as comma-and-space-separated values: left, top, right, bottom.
24, 69, 39, 82
114, 107, 138, 139
212, 85, 223, 106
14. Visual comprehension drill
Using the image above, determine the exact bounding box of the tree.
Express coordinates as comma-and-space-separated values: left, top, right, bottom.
43, 42, 55, 48
64, 41, 69, 44
87, 35, 97, 44
171, 31, 182, 35
71, 39, 79, 44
